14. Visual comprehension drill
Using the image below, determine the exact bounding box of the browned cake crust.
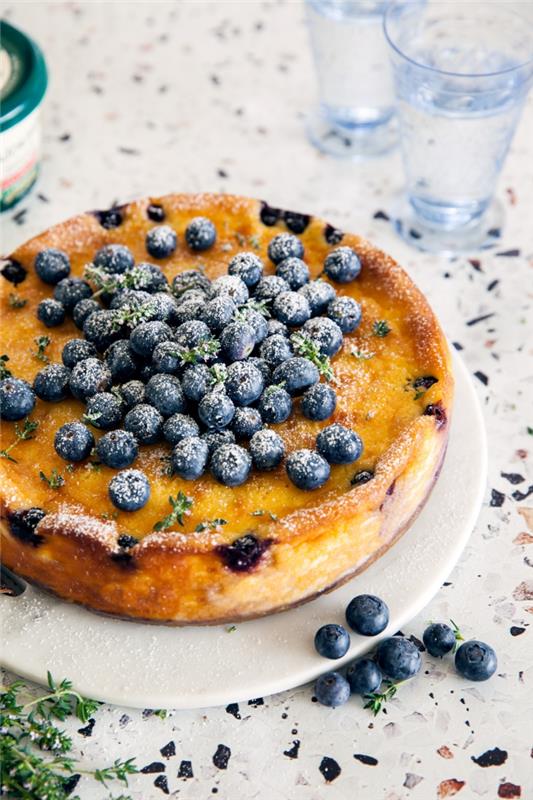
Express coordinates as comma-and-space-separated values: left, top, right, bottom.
0, 193, 453, 624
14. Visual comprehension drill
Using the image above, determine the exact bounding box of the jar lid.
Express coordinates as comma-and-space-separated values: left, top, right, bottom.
0, 20, 48, 133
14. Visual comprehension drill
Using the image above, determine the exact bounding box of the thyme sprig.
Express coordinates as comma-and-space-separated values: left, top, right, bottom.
351, 346, 375, 361
9, 292, 27, 309
236, 298, 271, 320
177, 337, 221, 365
372, 320, 391, 338
363, 680, 400, 715
39, 469, 65, 490
111, 302, 156, 331
84, 264, 151, 299
24, 671, 100, 724
0, 418, 39, 462
450, 619, 464, 652
290, 332, 334, 382
33, 335, 51, 363
0, 354, 11, 378
153, 491, 193, 531
195, 518, 228, 532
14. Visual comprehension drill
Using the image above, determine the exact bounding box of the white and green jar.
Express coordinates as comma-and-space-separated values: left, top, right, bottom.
1, 20, 48, 211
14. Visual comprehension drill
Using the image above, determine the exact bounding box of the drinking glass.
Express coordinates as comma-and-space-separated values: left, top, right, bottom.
384, 1, 533, 253
305, 0, 398, 158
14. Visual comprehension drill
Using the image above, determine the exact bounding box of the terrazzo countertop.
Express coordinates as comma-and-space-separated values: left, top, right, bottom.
2, 2, 532, 798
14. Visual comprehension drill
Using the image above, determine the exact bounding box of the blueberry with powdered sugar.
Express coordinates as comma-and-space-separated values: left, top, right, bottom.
254, 275, 289, 303
53, 277, 92, 311
211, 274, 249, 306
268, 233, 304, 264
37, 298, 65, 328
69, 358, 111, 401
109, 289, 153, 310
220, 320, 255, 362
201, 295, 237, 333
171, 436, 209, 480
148, 292, 180, 324
85, 392, 123, 430
33, 364, 71, 403
172, 269, 212, 298
272, 291, 311, 327
163, 413, 200, 446
133, 262, 169, 293
266, 318, 289, 338
249, 428, 285, 470
129, 320, 173, 359
299, 279, 336, 316
72, 298, 101, 329
201, 429, 236, 456
94, 244, 135, 274
301, 382, 336, 421
258, 384, 292, 424
83, 309, 123, 352
109, 469, 150, 511
237, 307, 268, 345
324, 246, 361, 283
152, 341, 182, 375
286, 448, 330, 490
198, 391, 235, 431
62, 338, 97, 369
145, 374, 186, 417
119, 380, 145, 409
327, 296, 362, 334
104, 339, 139, 382
272, 357, 319, 396
145, 224, 177, 259
185, 217, 217, 252
275, 257, 310, 290
96, 429, 139, 469
316, 423, 363, 464
124, 403, 164, 444
231, 407, 263, 440
0, 378, 35, 421
225, 361, 264, 406
174, 319, 211, 349
302, 316, 343, 357
259, 334, 293, 369
247, 356, 272, 386
54, 421, 94, 462
210, 443, 252, 487
228, 251, 264, 287
34, 248, 71, 285
181, 363, 212, 402
173, 297, 205, 325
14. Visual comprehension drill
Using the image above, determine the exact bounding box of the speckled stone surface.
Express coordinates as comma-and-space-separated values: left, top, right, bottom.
2, 2, 532, 798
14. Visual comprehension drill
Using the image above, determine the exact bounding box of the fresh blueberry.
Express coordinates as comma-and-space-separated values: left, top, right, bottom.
62, 338, 97, 369
119, 380, 145, 409
53, 277, 92, 311
37, 298, 65, 328
83, 309, 123, 352
231, 407, 263, 440
455, 640, 497, 681
152, 341, 182, 374
220, 321, 255, 362
72, 298, 101, 329
268, 233, 304, 264
185, 216, 217, 252
131, 262, 169, 293
174, 319, 211, 349
314, 672, 350, 708
108, 469, 150, 511
225, 361, 264, 406
299, 279, 336, 316
236, 308, 268, 345
7, 507, 46, 543
247, 356, 272, 386
129, 320, 173, 359
272, 291, 311, 327
0, 378, 35, 420
273, 356, 319, 396
211, 274, 249, 306
163, 413, 200, 446
69, 358, 111, 401
301, 383, 336, 421
85, 392, 123, 429
34, 248, 70, 285
182, 363, 212, 402
275, 257, 310, 290
145, 374, 186, 417
96, 429, 139, 469
171, 269, 212, 298
266, 318, 289, 338
201, 296, 236, 333
302, 317, 343, 357
259, 334, 293, 369
145, 225, 177, 259
103, 339, 138, 382
346, 595, 389, 636
258, 384, 292, 424
171, 436, 209, 479
201, 429, 236, 456
317, 423, 363, 465
324, 247, 361, 283
286, 448, 330, 490
228, 252, 264, 287
327, 296, 362, 333
254, 275, 289, 302
198, 391, 235, 430
123, 403, 164, 444
346, 658, 383, 695
376, 637, 422, 681
33, 364, 70, 402
423, 623, 457, 658
249, 428, 285, 470
351, 469, 374, 487
94, 244, 135, 274
314, 624, 351, 659
173, 297, 204, 325
54, 421, 94, 462
147, 203, 165, 222
210, 443, 252, 487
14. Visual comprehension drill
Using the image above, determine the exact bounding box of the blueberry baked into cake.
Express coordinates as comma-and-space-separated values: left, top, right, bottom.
0, 194, 453, 624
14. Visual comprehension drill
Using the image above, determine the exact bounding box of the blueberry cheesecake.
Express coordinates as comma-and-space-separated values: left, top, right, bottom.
0, 193, 453, 624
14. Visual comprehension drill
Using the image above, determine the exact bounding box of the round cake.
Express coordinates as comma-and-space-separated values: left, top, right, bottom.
0, 193, 453, 624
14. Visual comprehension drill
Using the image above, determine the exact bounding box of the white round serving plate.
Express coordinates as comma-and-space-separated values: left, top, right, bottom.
1, 352, 486, 710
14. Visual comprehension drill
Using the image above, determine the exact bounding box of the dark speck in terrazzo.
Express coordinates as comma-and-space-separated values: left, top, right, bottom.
471, 747, 508, 767
154, 775, 169, 794
510, 626, 525, 636
226, 703, 241, 719
501, 472, 525, 485
160, 741, 176, 758
498, 782, 522, 798
468, 258, 482, 272
77, 718, 95, 737
466, 312, 495, 326
283, 740, 300, 759
213, 744, 231, 769
62, 774, 80, 795
319, 756, 341, 782
373, 210, 390, 221
512, 485, 533, 501
217, 168, 228, 178
12, 208, 27, 225
248, 697, 264, 706
118, 713, 130, 727
178, 760, 194, 778
487, 279, 500, 291
141, 761, 166, 773
474, 370, 489, 385
353, 753, 378, 766
452, 342, 464, 351
496, 248, 520, 257
490, 489, 505, 507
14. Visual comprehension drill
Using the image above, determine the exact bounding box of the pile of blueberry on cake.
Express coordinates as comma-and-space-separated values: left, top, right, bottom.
1, 219, 365, 512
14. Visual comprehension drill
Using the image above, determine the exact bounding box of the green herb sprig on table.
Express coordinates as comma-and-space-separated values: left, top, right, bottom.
363, 680, 400, 715
290, 332, 334, 382
154, 491, 193, 531
0, 418, 39, 463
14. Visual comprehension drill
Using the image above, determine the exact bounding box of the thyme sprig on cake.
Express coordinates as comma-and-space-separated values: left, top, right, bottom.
8, 292, 27, 309
154, 491, 194, 531
0, 354, 11, 379
290, 332, 334, 381
33, 335, 51, 363
0, 417, 39, 462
